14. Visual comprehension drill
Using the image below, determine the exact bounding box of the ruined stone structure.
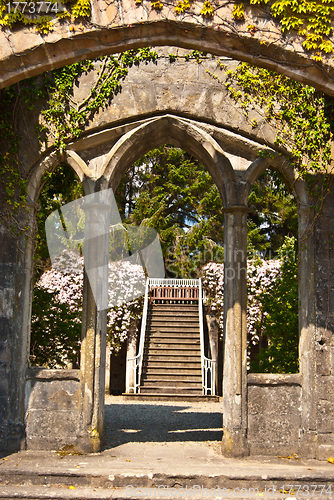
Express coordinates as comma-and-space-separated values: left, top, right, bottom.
0, 5, 334, 459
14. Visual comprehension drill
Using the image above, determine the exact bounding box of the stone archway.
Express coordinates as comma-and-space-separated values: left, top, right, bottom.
23, 110, 311, 456
1, 39, 329, 457
1, 2, 334, 96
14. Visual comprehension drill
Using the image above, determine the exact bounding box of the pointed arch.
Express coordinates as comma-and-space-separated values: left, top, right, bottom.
99, 115, 238, 208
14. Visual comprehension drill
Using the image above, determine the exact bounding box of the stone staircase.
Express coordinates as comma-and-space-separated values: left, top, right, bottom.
124, 302, 218, 401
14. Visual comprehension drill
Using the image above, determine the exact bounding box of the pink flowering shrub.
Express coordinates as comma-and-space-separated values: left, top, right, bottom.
31, 252, 144, 367
201, 260, 281, 340
201, 236, 298, 372
247, 259, 281, 347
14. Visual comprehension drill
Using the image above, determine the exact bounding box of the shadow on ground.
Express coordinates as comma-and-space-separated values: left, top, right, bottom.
103, 403, 222, 449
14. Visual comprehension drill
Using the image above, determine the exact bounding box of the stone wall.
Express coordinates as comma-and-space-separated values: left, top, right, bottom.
247, 374, 302, 456
25, 369, 80, 450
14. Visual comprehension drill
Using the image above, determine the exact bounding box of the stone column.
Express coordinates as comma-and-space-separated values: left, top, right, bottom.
75, 199, 109, 453
0, 203, 35, 453
222, 206, 249, 457
298, 205, 317, 457
105, 341, 111, 395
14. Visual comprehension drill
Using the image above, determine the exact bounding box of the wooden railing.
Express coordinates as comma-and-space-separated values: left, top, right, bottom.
150, 285, 199, 303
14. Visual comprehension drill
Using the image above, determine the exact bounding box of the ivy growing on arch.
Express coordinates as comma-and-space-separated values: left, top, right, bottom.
204, 60, 334, 218
1, 0, 334, 61
0, 48, 158, 231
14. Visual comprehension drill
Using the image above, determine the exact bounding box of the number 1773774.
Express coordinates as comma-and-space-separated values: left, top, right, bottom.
6, 2, 60, 14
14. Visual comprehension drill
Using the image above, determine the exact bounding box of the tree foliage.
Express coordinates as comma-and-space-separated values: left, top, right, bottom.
30, 285, 82, 368
203, 236, 298, 373
116, 146, 225, 278
248, 169, 298, 256
248, 236, 299, 373
224, 62, 334, 187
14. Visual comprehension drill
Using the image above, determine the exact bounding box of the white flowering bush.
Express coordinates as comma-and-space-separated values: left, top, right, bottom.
201, 260, 281, 341
31, 252, 144, 367
201, 236, 298, 373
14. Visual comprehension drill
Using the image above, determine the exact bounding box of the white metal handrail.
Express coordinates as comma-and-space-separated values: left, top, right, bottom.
199, 279, 216, 395
125, 279, 149, 394
149, 278, 199, 287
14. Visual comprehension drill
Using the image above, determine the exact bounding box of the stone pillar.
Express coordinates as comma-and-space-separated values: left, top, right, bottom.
105, 341, 111, 395
222, 206, 249, 457
0, 204, 35, 453
75, 199, 109, 453
298, 205, 317, 457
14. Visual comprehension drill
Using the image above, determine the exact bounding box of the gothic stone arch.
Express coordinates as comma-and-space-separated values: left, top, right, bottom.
0, 51, 331, 459
24, 112, 312, 457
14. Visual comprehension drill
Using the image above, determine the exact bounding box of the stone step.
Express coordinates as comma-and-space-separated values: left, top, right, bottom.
122, 393, 219, 402
139, 385, 203, 394
148, 312, 200, 317
144, 347, 201, 355
4, 450, 332, 495
141, 361, 201, 369
144, 340, 201, 352
147, 310, 199, 317
147, 332, 200, 339
149, 306, 199, 313
141, 374, 202, 382
147, 327, 200, 334
141, 379, 202, 387
145, 338, 200, 345
141, 299, 202, 395
142, 368, 202, 376
143, 355, 201, 362
0, 485, 330, 500
146, 319, 199, 331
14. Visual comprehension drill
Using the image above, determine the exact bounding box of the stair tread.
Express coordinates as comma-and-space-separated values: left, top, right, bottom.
123, 393, 219, 401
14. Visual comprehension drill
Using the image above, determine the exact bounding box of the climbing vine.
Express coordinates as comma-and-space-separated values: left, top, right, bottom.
0, 48, 157, 230
1, 0, 334, 60
39, 49, 157, 151
0, 79, 51, 232
223, 62, 334, 173
207, 61, 334, 210
0, 0, 90, 33
247, 0, 334, 61
1, 48, 334, 233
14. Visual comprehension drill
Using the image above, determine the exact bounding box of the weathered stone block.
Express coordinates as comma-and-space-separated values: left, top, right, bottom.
0, 263, 15, 288
318, 433, 334, 445
316, 347, 331, 375
317, 400, 334, 434
0, 397, 9, 425
248, 413, 301, 444
0, 341, 10, 367
131, 84, 158, 114
248, 382, 301, 454
0, 317, 11, 342
0, 371, 9, 399
25, 410, 79, 441
317, 444, 334, 461
248, 385, 301, 415
316, 375, 334, 400
26, 379, 80, 411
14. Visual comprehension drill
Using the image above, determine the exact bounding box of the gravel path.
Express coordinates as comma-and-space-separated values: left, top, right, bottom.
104, 396, 223, 452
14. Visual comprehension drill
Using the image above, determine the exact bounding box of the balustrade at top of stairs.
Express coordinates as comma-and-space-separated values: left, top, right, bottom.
124, 279, 217, 401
